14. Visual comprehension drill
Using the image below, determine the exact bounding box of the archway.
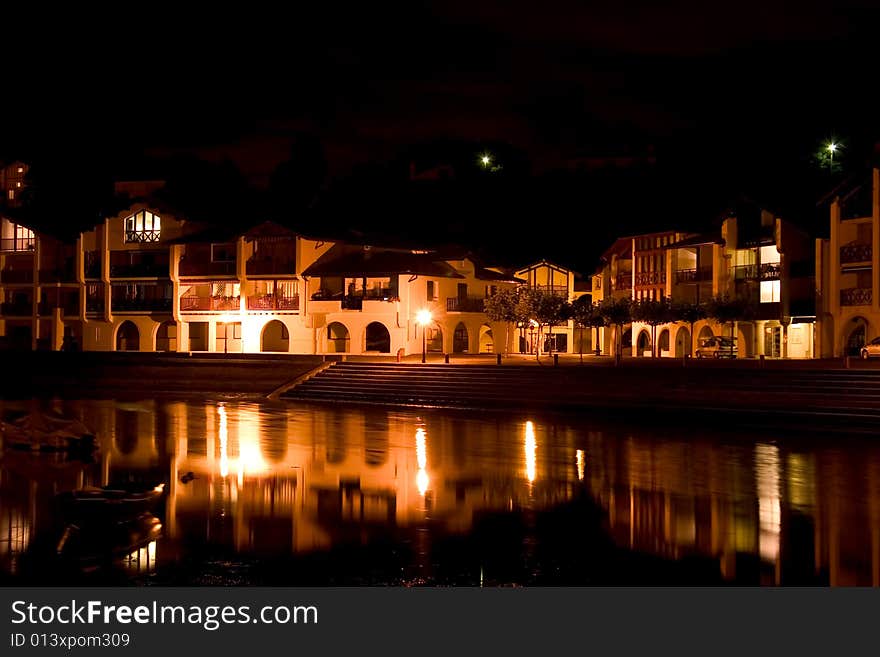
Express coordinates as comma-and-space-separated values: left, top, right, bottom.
844, 317, 868, 356
621, 328, 632, 349
261, 320, 289, 352
453, 322, 469, 353
675, 326, 691, 357
698, 325, 714, 344
327, 322, 350, 353
658, 328, 670, 355
636, 329, 651, 356
116, 321, 139, 351
365, 322, 391, 353
479, 324, 494, 353
155, 321, 177, 352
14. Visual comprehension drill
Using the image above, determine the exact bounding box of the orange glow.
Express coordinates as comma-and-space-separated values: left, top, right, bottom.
576, 449, 585, 481
218, 404, 229, 477
416, 309, 433, 327
525, 421, 536, 483
416, 426, 429, 495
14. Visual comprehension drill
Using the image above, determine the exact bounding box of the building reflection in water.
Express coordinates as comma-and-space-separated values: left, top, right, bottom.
3, 398, 880, 585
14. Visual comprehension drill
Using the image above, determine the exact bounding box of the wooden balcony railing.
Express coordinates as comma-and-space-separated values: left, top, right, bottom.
674, 268, 712, 284
840, 243, 872, 264
0, 269, 33, 284
535, 285, 568, 297
760, 263, 781, 280
446, 296, 486, 312
124, 230, 161, 243
0, 238, 35, 252
181, 296, 241, 311
635, 271, 666, 286
841, 287, 872, 306
246, 295, 300, 311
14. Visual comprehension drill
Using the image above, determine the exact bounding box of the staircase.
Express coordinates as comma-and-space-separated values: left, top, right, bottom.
281, 361, 880, 426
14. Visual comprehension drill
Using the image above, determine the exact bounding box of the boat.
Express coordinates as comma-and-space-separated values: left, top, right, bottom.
0, 411, 97, 456
55, 483, 166, 524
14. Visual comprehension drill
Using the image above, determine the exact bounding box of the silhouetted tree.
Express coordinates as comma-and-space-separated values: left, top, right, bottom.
483, 287, 521, 355
599, 297, 632, 365
570, 295, 602, 363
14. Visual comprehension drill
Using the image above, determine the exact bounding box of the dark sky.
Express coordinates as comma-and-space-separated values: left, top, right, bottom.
4, 2, 880, 266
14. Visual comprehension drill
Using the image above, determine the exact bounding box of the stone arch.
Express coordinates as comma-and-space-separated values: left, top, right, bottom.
675, 326, 691, 357
155, 320, 177, 352
698, 325, 714, 343
261, 320, 289, 352
453, 322, 469, 353
115, 321, 140, 351
843, 316, 869, 357
636, 329, 651, 355
365, 321, 391, 353
478, 324, 494, 353
326, 322, 350, 353
658, 328, 670, 354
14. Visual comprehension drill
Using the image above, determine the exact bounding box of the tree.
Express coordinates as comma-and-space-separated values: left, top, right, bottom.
632, 298, 673, 357
535, 292, 570, 359
599, 297, 632, 365
570, 295, 601, 363
672, 301, 707, 357
483, 287, 520, 355
705, 295, 755, 345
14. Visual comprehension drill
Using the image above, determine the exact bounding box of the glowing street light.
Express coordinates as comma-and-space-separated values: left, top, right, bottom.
825, 141, 840, 173
480, 154, 492, 167
416, 309, 433, 363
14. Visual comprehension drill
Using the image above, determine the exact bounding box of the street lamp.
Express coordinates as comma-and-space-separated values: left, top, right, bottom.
826, 141, 838, 172
416, 309, 432, 364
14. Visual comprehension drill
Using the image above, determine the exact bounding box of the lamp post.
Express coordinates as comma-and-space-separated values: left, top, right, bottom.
416, 309, 432, 364
827, 142, 838, 173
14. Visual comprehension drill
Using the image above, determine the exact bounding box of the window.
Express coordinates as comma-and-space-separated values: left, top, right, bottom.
15, 182, 21, 188
759, 245, 780, 264
7, 190, 13, 200
124, 210, 161, 243
16, 167, 24, 173
760, 280, 780, 303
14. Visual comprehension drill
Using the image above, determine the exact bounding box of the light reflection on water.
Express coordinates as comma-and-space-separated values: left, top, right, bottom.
1, 398, 880, 585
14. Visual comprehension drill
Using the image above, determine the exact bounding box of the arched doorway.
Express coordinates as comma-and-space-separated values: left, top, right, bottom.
453, 322, 469, 353
698, 325, 714, 346
365, 322, 391, 353
327, 322, 349, 353
261, 320, 289, 352
155, 321, 177, 352
636, 330, 651, 356
845, 317, 868, 356
116, 321, 139, 351
426, 326, 443, 353
675, 327, 691, 357
658, 329, 670, 355
479, 324, 494, 353
621, 328, 632, 353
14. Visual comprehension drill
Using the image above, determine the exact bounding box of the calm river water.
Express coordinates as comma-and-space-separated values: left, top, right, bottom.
1, 398, 878, 585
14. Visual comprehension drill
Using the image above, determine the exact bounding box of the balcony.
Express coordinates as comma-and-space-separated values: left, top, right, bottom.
446, 296, 486, 312
840, 243, 872, 264
181, 296, 242, 312
111, 298, 173, 312
635, 271, 666, 286
841, 288, 872, 306
110, 262, 169, 278
38, 268, 76, 283
0, 269, 33, 284
535, 285, 568, 297
84, 252, 102, 278
246, 295, 299, 311
615, 272, 632, 290
674, 268, 712, 284
178, 258, 237, 277
124, 229, 161, 243
0, 302, 33, 316
760, 263, 781, 280
0, 238, 35, 252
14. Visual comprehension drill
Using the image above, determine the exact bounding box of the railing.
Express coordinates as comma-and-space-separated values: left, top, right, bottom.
111, 298, 173, 312
535, 285, 568, 297
125, 230, 161, 243
673, 268, 712, 284
615, 272, 632, 290
446, 296, 486, 312
246, 295, 299, 311
0, 269, 33, 284
734, 264, 757, 280
181, 296, 242, 311
86, 299, 105, 313
38, 268, 76, 283
635, 271, 666, 286
341, 296, 363, 310
0, 238, 35, 252
840, 243, 872, 264
841, 288, 872, 306
760, 263, 781, 280
0, 302, 33, 316
178, 259, 237, 277
110, 262, 169, 278
246, 258, 296, 276
38, 300, 79, 316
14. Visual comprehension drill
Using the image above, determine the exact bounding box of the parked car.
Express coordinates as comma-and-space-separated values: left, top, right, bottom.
695, 336, 738, 359
860, 337, 880, 359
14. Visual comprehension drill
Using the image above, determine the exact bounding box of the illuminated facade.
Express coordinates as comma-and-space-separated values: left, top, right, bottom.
815, 167, 880, 357
0, 161, 28, 207
0, 182, 521, 355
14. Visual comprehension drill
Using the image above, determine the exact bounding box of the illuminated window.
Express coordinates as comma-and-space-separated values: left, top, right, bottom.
15, 182, 21, 188
7, 190, 13, 200
759, 245, 780, 264
760, 280, 780, 303
124, 210, 161, 243
16, 167, 24, 173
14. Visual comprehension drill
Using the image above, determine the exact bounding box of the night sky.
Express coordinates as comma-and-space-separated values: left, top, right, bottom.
4, 2, 880, 270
